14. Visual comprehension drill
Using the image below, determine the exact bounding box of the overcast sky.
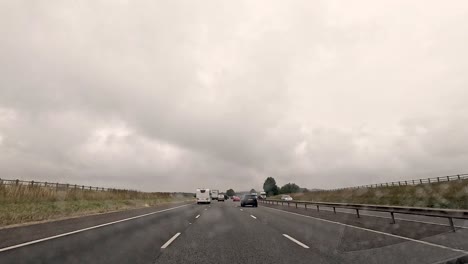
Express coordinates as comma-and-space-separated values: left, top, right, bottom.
1, 1, 468, 192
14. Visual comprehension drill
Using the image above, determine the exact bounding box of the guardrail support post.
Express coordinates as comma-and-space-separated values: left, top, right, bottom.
390, 212, 395, 224
288, 202, 290, 207
305, 204, 307, 210
295, 203, 297, 208
356, 209, 360, 218
282, 201, 283, 206
316, 205, 320, 212
449, 217, 455, 232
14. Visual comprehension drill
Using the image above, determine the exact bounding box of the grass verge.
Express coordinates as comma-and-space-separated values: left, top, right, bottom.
280, 180, 468, 209
0, 185, 193, 227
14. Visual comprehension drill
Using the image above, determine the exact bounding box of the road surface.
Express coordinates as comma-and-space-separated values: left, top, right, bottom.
0, 200, 467, 263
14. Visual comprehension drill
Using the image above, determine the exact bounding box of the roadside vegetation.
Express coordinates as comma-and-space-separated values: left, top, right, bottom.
263, 177, 468, 210
0, 184, 193, 227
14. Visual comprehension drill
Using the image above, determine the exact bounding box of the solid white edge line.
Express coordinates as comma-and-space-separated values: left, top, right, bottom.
283, 234, 309, 248
160, 232, 181, 249
250, 215, 257, 219
265, 206, 468, 255
0, 204, 191, 253
195, 214, 200, 219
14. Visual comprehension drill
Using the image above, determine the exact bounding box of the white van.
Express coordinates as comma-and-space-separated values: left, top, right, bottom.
210, 189, 219, 200
259, 191, 267, 199
196, 188, 211, 204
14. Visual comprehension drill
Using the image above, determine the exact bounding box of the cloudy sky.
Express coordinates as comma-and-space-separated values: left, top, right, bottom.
1, 1, 468, 192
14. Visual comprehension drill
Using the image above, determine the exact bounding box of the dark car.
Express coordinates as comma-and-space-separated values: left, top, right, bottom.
240, 194, 258, 207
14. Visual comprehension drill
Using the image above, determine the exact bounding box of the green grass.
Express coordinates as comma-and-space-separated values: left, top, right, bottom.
0, 185, 193, 227
277, 180, 468, 209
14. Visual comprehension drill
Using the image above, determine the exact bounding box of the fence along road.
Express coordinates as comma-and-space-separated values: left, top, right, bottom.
326, 173, 468, 191
260, 199, 468, 232
0, 178, 193, 196
0, 178, 111, 192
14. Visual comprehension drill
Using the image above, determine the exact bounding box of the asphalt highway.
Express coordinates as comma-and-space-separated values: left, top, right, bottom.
0, 200, 467, 264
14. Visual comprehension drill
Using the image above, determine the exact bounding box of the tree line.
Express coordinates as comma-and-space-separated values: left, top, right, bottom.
263, 177, 307, 196
224, 177, 306, 198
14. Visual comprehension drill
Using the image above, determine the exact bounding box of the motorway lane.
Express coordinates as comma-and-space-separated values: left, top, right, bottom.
0, 203, 205, 264
1, 199, 467, 264
248, 204, 466, 263
0, 201, 193, 249
155, 200, 344, 264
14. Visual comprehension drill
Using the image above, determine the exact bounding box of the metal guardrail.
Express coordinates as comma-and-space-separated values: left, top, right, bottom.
326, 173, 468, 192
261, 199, 468, 232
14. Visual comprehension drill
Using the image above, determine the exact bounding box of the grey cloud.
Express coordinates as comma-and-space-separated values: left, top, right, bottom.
1, 1, 468, 192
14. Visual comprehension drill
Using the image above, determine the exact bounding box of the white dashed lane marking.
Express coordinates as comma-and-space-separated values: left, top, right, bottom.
161, 233, 181, 249
283, 234, 309, 249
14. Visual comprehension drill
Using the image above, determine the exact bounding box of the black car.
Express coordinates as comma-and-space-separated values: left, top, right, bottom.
240, 194, 258, 207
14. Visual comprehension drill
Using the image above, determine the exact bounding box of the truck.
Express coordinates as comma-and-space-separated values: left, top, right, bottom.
210, 189, 219, 200
259, 191, 267, 199
196, 188, 211, 204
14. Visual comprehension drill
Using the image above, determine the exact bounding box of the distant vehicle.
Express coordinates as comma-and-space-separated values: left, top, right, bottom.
259, 191, 267, 199
241, 194, 258, 207
211, 189, 219, 200
196, 188, 211, 204
232, 196, 241, 202
217, 194, 225, 201
281, 195, 293, 201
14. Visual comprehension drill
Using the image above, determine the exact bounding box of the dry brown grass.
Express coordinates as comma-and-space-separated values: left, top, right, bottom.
0, 185, 193, 227
283, 179, 468, 209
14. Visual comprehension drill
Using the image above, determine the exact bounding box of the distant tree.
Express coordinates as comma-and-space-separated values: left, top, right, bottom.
263, 177, 279, 196
250, 188, 256, 193
280, 183, 301, 194
226, 189, 236, 197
